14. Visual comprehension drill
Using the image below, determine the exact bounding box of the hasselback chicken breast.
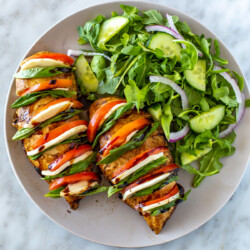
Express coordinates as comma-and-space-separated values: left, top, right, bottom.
89, 96, 185, 234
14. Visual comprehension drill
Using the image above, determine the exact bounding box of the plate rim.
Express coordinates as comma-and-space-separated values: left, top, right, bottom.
4, 0, 250, 247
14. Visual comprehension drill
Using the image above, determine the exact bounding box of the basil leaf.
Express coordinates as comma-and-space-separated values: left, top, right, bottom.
107, 156, 168, 197
78, 185, 109, 196
150, 200, 177, 216
29, 134, 87, 160
92, 102, 134, 148
44, 186, 65, 198
12, 109, 82, 140
98, 122, 160, 165
43, 152, 97, 181
14, 66, 74, 79
11, 90, 77, 108
132, 174, 179, 197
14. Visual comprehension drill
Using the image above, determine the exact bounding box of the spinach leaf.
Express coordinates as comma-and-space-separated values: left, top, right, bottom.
44, 186, 65, 198
108, 156, 168, 197
92, 102, 134, 148
14, 66, 74, 79
11, 90, 77, 108
132, 174, 179, 197
12, 109, 82, 140
98, 122, 160, 165
43, 152, 97, 181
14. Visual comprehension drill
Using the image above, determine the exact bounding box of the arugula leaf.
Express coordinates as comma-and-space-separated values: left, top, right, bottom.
14, 66, 74, 79
77, 15, 106, 50
44, 186, 65, 198
11, 90, 77, 108
212, 40, 228, 65
98, 122, 160, 165
142, 9, 166, 25
121, 45, 142, 55
107, 156, 168, 197
12, 109, 82, 140
161, 105, 173, 140
200, 37, 213, 71
92, 102, 134, 148
245, 98, 250, 107
120, 4, 142, 22
91, 55, 106, 81
132, 174, 179, 197
43, 152, 97, 181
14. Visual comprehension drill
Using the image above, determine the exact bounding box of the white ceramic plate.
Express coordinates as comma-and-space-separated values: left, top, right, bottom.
4, 1, 250, 247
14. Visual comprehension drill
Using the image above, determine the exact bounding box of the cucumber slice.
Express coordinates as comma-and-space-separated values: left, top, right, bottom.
184, 60, 206, 91
75, 54, 98, 93
148, 33, 181, 61
181, 147, 212, 165
98, 16, 129, 50
189, 105, 225, 133
148, 103, 162, 121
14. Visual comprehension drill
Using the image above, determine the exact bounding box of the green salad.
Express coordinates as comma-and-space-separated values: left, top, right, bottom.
68, 5, 249, 188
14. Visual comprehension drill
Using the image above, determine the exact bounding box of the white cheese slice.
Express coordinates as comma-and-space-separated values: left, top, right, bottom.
99, 103, 126, 126
53, 88, 70, 91
141, 192, 180, 212
20, 58, 66, 71
23, 101, 72, 128
60, 180, 98, 197
27, 125, 87, 156
122, 172, 171, 201
125, 130, 138, 143
111, 152, 164, 184
42, 150, 93, 176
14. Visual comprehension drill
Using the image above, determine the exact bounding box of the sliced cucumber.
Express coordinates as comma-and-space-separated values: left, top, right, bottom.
148, 103, 162, 121
184, 60, 206, 91
189, 105, 225, 133
148, 33, 181, 61
75, 54, 98, 93
97, 16, 129, 50
181, 147, 212, 165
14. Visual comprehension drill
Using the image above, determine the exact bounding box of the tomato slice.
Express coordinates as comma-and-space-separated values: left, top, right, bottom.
32, 98, 83, 118
100, 118, 150, 156
87, 100, 127, 142
121, 163, 179, 194
49, 144, 92, 171
135, 184, 179, 210
112, 146, 168, 180
20, 79, 73, 96
32, 120, 88, 150
49, 171, 99, 190
22, 53, 74, 65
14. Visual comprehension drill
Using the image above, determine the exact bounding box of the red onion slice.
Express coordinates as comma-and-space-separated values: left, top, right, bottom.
149, 75, 190, 142
166, 14, 182, 37
67, 49, 111, 61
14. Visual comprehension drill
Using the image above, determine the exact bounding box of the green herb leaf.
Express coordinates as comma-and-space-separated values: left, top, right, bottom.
142, 9, 166, 25
78, 185, 109, 196
44, 186, 65, 198
91, 55, 106, 81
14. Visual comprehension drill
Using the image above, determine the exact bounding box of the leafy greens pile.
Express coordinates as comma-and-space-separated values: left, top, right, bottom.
77, 5, 249, 187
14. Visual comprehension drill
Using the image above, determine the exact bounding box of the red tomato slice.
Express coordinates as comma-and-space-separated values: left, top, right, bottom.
49, 171, 99, 191
32, 98, 83, 118
49, 144, 92, 171
100, 118, 150, 156
20, 79, 73, 96
32, 120, 88, 150
22, 53, 74, 65
87, 100, 127, 142
121, 163, 179, 194
135, 184, 179, 210
112, 146, 168, 181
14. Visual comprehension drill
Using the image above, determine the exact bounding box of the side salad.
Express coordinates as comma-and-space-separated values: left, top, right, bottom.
69, 5, 249, 188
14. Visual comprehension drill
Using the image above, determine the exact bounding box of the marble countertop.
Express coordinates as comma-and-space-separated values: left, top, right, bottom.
1, 0, 250, 249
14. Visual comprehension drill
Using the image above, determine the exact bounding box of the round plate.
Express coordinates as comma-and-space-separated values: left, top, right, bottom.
4, 0, 250, 247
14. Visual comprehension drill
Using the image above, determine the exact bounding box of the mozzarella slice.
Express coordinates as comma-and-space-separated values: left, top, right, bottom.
42, 150, 93, 176
100, 103, 126, 126
20, 58, 66, 71
60, 180, 98, 197
111, 152, 164, 184
23, 101, 73, 128
27, 125, 87, 156
141, 192, 180, 212
125, 130, 138, 143
53, 88, 70, 91
122, 172, 171, 201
